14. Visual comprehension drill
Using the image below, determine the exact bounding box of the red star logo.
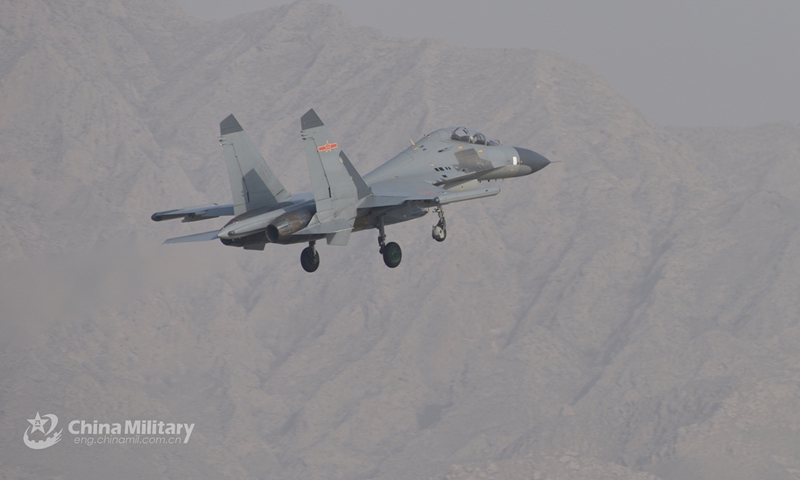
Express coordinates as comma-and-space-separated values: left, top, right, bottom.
317, 141, 338, 153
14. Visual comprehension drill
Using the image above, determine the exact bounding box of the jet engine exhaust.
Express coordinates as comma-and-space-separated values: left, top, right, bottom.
266, 207, 314, 243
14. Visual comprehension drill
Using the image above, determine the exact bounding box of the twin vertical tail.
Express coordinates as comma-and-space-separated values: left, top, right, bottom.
219, 115, 291, 216
296, 109, 371, 245
217, 111, 369, 246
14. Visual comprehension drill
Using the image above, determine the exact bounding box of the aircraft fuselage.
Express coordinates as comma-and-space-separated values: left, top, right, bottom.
153, 112, 550, 270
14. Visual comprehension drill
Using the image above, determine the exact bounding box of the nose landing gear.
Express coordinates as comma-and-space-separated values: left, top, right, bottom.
377, 215, 402, 268
431, 207, 447, 242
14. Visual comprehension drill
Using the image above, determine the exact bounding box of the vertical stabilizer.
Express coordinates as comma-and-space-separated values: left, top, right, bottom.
219, 114, 291, 215
298, 109, 371, 245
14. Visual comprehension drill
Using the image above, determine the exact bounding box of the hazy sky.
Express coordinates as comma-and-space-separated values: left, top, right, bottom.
176, 0, 800, 128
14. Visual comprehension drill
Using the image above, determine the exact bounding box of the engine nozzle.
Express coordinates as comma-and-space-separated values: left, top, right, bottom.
266, 208, 314, 243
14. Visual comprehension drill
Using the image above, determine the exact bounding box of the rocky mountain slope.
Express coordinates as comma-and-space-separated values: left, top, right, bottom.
2, 1, 799, 479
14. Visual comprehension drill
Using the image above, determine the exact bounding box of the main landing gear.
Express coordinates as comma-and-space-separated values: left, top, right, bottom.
431, 207, 447, 242
377, 215, 402, 268
300, 210, 437, 271
300, 241, 320, 273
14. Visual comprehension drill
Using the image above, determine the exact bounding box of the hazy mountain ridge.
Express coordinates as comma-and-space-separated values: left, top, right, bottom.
669, 122, 800, 199
1, 1, 799, 479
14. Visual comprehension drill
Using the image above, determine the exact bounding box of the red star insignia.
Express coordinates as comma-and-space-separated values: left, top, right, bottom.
317, 141, 338, 153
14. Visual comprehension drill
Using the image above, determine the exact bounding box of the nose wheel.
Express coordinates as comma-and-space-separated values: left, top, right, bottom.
431, 207, 447, 242
377, 215, 402, 268
300, 241, 320, 273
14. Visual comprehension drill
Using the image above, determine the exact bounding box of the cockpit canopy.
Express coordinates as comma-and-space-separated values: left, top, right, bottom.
450, 126, 501, 146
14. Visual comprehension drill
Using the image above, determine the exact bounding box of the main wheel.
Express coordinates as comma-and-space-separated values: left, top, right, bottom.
300, 246, 320, 273
382, 242, 402, 268
432, 225, 446, 242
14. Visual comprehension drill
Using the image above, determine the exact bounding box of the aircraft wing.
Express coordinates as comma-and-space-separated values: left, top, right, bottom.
164, 229, 221, 244
361, 178, 500, 209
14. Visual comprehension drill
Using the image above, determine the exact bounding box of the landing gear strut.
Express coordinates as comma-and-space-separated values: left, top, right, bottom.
431, 207, 447, 242
300, 241, 320, 273
377, 215, 402, 268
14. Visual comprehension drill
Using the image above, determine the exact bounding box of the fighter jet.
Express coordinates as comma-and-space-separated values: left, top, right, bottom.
152, 110, 550, 272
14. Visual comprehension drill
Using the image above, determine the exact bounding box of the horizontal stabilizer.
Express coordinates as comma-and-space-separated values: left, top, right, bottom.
151, 204, 234, 222
164, 230, 221, 244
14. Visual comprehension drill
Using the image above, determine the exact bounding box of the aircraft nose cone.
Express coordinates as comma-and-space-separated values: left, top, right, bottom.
514, 147, 550, 173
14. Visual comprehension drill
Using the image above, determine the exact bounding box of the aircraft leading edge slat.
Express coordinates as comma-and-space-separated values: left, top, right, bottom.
152, 109, 550, 272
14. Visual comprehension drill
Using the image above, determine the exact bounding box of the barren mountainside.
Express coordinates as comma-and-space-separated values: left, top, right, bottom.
1, 1, 799, 479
